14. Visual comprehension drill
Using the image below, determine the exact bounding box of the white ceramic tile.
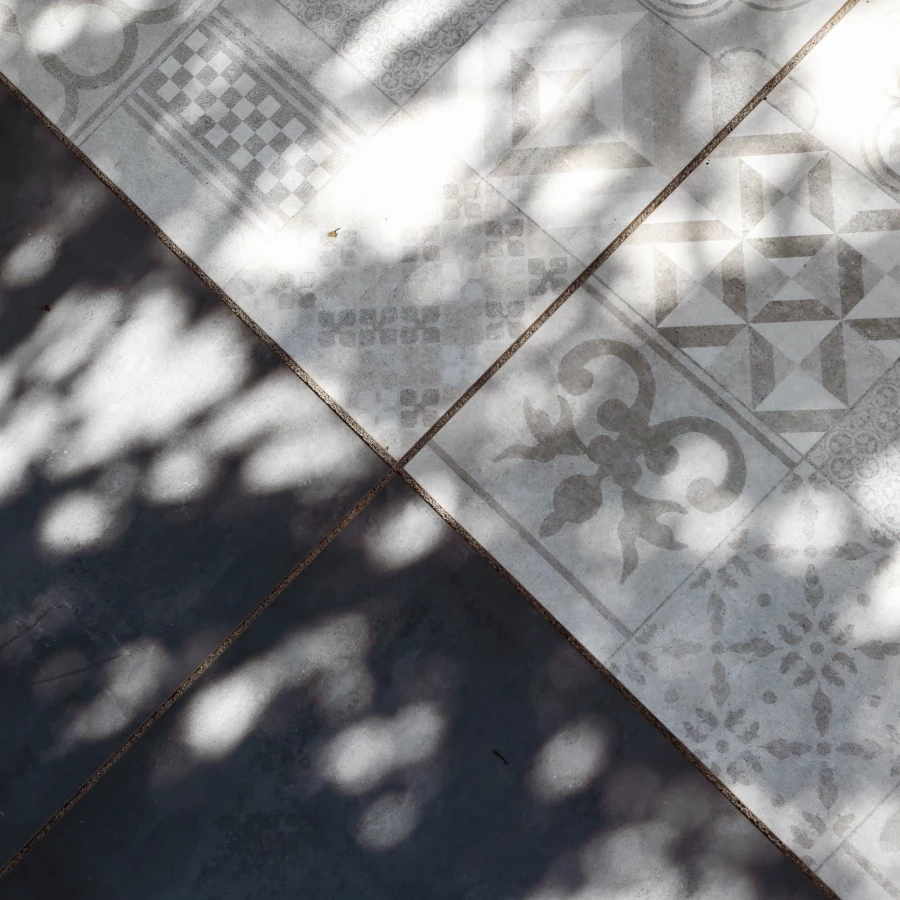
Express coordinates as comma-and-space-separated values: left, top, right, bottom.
407, 281, 791, 657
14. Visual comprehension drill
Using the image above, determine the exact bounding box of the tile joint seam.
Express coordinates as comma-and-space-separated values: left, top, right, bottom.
399, 468, 841, 900
0, 70, 399, 473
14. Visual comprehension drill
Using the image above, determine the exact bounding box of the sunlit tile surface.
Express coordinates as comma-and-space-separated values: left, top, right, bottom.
408, 0, 900, 894
407, 0, 845, 263
0, 481, 825, 899
0, 0, 843, 451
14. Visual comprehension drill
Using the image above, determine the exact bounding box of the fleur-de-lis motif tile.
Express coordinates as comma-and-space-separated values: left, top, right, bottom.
407, 282, 792, 660
611, 463, 900, 869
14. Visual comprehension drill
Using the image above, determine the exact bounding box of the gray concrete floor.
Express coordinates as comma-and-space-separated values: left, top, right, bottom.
0, 83, 825, 898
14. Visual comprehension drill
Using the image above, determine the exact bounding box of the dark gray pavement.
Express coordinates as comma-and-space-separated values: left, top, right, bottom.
0, 83, 825, 898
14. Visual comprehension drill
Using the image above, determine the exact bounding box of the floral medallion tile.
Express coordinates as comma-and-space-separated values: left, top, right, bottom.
407, 282, 791, 659
74, 0, 396, 287
810, 363, 900, 538
611, 462, 900, 870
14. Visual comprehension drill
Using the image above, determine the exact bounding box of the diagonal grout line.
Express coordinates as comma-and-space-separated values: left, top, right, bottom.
0, 71, 399, 473
0, 471, 396, 883
397, 0, 862, 468
398, 467, 840, 900
428, 440, 632, 638
843, 843, 900, 900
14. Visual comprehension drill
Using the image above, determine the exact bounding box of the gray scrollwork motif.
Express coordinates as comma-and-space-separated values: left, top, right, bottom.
495, 340, 747, 582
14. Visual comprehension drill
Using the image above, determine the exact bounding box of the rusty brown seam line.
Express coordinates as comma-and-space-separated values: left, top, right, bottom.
0, 70, 399, 472
398, 468, 839, 900
397, 0, 861, 468
0, 471, 396, 882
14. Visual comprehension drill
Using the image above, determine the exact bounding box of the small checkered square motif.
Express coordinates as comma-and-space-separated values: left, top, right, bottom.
145, 25, 342, 218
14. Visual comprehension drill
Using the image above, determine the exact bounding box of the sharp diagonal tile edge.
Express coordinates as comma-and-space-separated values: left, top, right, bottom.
0, 0, 873, 893
0, 471, 396, 881
0, 0, 859, 459
404, 0, 900, 895
398, 0, 863, 466
0, 475, 829, 899
225, 107, 580, 455
407, 0, 847, 263
608, 460, 900, 884
0, 70, 399, 470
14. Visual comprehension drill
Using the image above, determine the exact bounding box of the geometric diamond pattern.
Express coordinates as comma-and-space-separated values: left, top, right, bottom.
143, 22, 343, 219
599, 99, 900, 453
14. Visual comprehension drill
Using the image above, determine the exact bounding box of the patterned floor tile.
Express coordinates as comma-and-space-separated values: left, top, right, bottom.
77, 0, 396, 286
0, 0, 213, 137
598, 73, 900, 454
766, 0, 900, 206
809, 363, 900, 537
277, 0, 507, 105
226, 110, 576, 454
407, 280, 792, 661
406, 0, 845, 264
610, 462, 900, 874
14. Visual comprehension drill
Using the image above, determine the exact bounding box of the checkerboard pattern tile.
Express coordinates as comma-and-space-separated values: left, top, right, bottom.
144, 25, 344, 218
